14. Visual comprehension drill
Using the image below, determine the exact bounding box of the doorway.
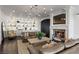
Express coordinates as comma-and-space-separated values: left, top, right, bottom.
41, 19, 50, 38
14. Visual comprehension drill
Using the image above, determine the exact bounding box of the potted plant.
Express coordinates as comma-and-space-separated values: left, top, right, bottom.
36, 32, 45, 40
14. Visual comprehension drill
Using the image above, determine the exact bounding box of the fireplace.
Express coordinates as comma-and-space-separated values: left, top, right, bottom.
53, 29, 65, 39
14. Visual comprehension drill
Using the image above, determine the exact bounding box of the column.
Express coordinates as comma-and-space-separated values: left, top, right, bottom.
50, 13, 53, 39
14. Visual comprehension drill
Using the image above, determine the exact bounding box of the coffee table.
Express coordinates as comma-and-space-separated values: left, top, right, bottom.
27, 37, 51, 46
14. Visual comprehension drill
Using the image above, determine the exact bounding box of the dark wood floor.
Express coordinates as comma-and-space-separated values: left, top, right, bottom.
0, 45, 2, 53
1, 37, 79, 54
0, 38, 18, 54
0, 42, 4, 53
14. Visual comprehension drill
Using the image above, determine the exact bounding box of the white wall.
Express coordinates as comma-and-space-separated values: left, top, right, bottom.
72, 6, 79, 39
0, 9, 3, 45
67, 6, 75, 39
1, 11, 41, 36
68, 6, 79, 39
73, 15, 79, 39
15, 17, 41, 36
53, 9, 66, 16
0, 22, 2, 45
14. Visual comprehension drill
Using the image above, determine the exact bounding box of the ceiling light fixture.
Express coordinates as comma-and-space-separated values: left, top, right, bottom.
30, 5, 38, 9
30, 6, 33, 8
50, 8, 53, 11
43, 8, 46, 10
12, 10, 15, 13
25, 10, 27, 12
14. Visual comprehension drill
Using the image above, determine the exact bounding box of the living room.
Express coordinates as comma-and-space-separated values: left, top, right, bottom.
0, 5, 79, 54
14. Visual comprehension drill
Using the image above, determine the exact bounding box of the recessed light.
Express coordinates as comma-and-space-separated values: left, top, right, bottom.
12, 10, 15, 13
30, 6, 33, 9
25, 10, 27, 12
43, 8, 46, 10
50, 8, 53, 11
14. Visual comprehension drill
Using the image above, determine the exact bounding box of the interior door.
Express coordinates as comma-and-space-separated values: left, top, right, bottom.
41, 19, 50, 37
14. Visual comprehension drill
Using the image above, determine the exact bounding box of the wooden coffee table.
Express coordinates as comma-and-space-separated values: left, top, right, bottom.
28, 37, 51, 44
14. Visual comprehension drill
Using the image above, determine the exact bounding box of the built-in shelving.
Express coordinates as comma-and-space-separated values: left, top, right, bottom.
53, 14, 66, 24
52, 13, 67, 40
3, 17, 40, 37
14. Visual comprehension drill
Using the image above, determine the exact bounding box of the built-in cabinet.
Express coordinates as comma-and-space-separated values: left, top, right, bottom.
52, 13, 67, 40
53, 14, 66, 24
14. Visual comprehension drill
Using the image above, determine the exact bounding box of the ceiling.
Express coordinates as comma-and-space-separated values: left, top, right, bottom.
0, 5, 68, 19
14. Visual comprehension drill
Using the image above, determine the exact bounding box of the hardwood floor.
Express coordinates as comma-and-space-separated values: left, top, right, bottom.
59, 44, 79, 54
0, 42, 4, 54
2, 38, 18, 54
1, 37, 79, 54
0, 45, 2, 53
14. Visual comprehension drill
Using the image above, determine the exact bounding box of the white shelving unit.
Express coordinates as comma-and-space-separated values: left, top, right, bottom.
3, 16, 40, 37
51, 13, 68, 40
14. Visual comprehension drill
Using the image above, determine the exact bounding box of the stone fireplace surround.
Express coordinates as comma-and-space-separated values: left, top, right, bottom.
51, 24, 68, 42
53, 29, 65, 40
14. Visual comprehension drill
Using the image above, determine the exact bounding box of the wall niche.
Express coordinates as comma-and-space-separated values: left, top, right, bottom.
53, 14, 66, 24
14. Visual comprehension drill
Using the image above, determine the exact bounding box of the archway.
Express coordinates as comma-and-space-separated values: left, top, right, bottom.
41, 19, 50, 38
